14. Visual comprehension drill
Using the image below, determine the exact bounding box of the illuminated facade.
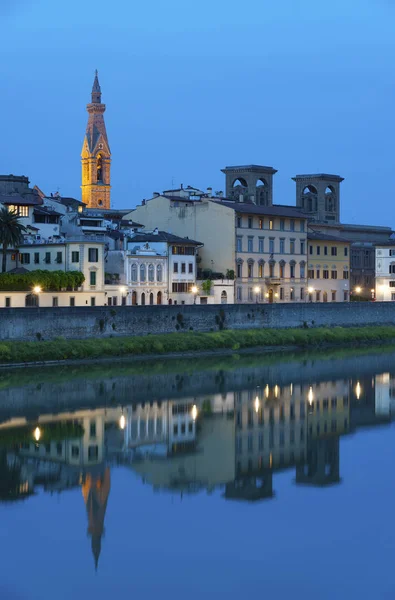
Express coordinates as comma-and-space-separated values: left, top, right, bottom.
81, 71, 111, 210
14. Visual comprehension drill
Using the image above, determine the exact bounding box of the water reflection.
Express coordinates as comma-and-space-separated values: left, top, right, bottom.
0, 360, 394, 572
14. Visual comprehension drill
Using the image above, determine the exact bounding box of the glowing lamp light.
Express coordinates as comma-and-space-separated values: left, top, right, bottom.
254, 395, 260, 413
119, 414, 126, 430
355, 286, 362, 294
254, 286, 260, 294
34, 426, 41, 442
274, 385, 279, 398
191, 286, 198, 294
308, 386, 314, 405
274, 292, 279, 298
33, 286, 41, 294
191, 404, 198, 421
265, 384, 269, 399
119, 286, 127, 294
308, 287, 314, 294
265, 293, 269, 298
356, 381, 361, 400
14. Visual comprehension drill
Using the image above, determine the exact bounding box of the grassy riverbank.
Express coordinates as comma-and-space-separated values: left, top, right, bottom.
0, 325, 395, 364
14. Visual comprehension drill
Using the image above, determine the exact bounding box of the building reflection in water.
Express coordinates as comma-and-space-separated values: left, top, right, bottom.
0, 369, 394, 568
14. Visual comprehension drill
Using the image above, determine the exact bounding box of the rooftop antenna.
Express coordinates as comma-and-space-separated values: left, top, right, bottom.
171, 176, 175, 189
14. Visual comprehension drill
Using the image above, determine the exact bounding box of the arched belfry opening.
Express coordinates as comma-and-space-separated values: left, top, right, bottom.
293, 174, 343, 223
222, 165, 277, 206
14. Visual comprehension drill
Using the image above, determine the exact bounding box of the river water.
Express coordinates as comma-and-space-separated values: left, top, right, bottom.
0, 347, 394, 599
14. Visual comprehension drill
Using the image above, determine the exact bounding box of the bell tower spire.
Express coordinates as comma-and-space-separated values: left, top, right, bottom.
81, 71, 111, 209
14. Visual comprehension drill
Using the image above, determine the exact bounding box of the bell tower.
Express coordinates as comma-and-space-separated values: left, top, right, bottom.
81, 71, 111, 209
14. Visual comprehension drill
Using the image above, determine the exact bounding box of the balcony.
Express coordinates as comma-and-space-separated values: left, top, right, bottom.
265, 277, 281, 285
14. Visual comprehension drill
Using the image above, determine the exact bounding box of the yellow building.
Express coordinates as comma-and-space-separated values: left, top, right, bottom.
81, 71, 111, 210
307, 232, 350, 302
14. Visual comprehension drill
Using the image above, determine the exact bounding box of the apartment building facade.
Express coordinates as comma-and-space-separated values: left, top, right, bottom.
307, 233, 350, 302
375, 242, 395, 301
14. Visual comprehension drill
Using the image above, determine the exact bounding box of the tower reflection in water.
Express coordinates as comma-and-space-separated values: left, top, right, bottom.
0, 370, 393, 569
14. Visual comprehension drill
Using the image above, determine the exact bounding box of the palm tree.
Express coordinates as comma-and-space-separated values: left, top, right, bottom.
0, 206, 27, 273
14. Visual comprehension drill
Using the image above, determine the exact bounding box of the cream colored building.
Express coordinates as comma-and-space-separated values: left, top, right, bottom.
375, 242, 395, 301
307, 233, 350, 302
125, 195, 309, 304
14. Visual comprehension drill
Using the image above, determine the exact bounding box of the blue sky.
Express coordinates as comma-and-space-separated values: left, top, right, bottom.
1, 0, 394, 224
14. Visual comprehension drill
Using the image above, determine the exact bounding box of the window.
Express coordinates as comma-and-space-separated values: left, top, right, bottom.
248, 287, 253, 301
324, 246, 328, 256
90, 421, 97, 438
269, 238, 274, 253
236, 237, 242, 252
316, 246, 321, 255
71, 446, 80, 458
70, 297, 75, 307
309, 245, 313, 255
157, 264, 162, 282
131, 264, 138, 282
88, 248, 99, 262
300, 241, 305, 254
316, 269, 320, 279
290, 239, 295, 254
290, 287, 295, 300
316, 290, 321, 302
279, 263, 285, 278
248, 217, 253, 229
34, 252, 39, 264
45, 252, 51, 264
140, 264, 146, 281
258, 263, 264, 278
55, 251, 62, 264
344, 247, 348, 257
237, 216, 242, 228
343, 269, 349, 279
148, 264, 155, 281
52, 297, 58, 307
280, 219, 285, 231
5, 297, 11, 308
237, 263, 242, 278
323, 269, 329, 279
280, 239, 285, 253
237, 286, 242, 301
259, 238, 264, 253
91, 297, 96, 307
181, 262, 186, 274
71, 251, 79, 263
259, 218, 263, 230
343, 290, 349, 301
8, 205, 29, 217
392, 293, 395, 301
280, 287, 284, 300
300, 221, 305, 232
308, 269, 314, 279
248, 263, 253, 278
290, 264, 295, 278
300, 263, 306, 278
290, 219, 295, 231
88, 445, 99, 461
248, 238, 253, 252
269, 219, 274, 230
331, 247, 337, 256
20, 253, 30, 264
188, 263, 193, 273
331, 270, 337, 279
300, 287, 305, 300
90, 271, 96, 286
269, 262, 275, 277
332, 291, 337, 302
390, 264, 395, 274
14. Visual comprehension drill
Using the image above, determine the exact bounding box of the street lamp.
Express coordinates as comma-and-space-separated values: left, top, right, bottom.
33, 285, 41, 295
254, 286, 260, 304
191, 285, 198, 304
308, 286, 314, 302
191, 404, 198, 421
119, 414, 126, 430
119, 286, 127, 306
33, 426, 41, 442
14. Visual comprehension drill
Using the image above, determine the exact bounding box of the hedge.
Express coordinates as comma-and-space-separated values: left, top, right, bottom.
0, 270, 85, 291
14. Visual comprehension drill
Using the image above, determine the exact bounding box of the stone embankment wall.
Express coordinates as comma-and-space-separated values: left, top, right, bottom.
1, 302, 395, 342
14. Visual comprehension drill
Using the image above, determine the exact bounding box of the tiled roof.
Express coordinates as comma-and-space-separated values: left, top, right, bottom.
129, 231, 203, 245
33, 206, 62, 216
1, 195, 42, 206
210, 200, 307, 218
307, 232, 350, 243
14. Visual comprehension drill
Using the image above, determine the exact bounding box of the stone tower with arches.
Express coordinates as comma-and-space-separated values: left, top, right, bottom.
81, 71, 111, 209
221, 165, 277, 206
292, 174, 343, 223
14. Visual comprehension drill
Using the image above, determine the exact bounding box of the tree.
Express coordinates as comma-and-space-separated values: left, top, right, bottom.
0, 207, 27, 273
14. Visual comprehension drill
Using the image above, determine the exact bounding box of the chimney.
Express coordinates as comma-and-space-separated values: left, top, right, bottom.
181, 183, 183, 190
153, 227, 159, 235
207, 187, 212, 198
239, 194, 244, 203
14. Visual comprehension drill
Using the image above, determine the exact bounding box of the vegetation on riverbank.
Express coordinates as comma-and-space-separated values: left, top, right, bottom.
0, 325, 395, 364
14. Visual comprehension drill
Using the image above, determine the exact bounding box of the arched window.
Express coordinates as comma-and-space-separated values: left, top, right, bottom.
323, 291, 328, 303
300, 261, 306, 279
131, 264, 138, 282
221, 291, 227, 304
148, 264, 155, 282
247, 259, 254, 279
97, 154, 103, 182
289, 260, 296, 279
131, 291, 137, 305
269, 261, 275, 278
140, 264, 146, 282
256, 178, 268, 206
141, 292, 146, 306
157, 264, 162, 282
258, 259, 265, 278
231, 178, 248, 201
157, 291, 162, 305
149, 292, 154, 305
279, 260, 285, 279
25, 294, 38, 307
